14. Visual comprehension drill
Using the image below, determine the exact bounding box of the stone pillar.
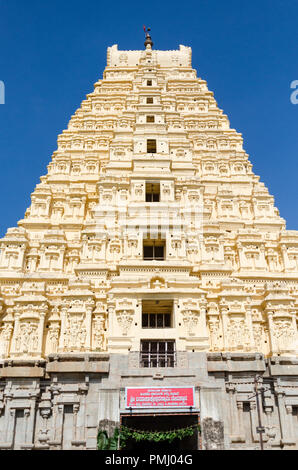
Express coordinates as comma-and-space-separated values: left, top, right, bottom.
285, 405, 295, 442
245, 300, 255, 350
29, 254, 39, 272
10, 309, 21, 354
23, 408, 32, 448
85, 301, 94, 352
7, 408, 16, 447
264, 406, 273, 429
218, 236, 224, 262
281, 244, 290, 271
236, 401, 246, 442
290, 312, 298, 350
249, 401, 259, 444
259, 245, 267, 269
181, 233, 186, 259
82, 236, 88, 260
107, 299, 116, 337
226, 382, 241, 441
276, 388, 295, 445
123, 233, 128, 260
0, 319, 14, 358
221, 307, 229, 351
37, 308, 47, 357
39, 246, 46, 271
16, 244, 26, 270
73, 404, 80, 442
53, 404, 64, 446
267, 311, 278, 354
199, 297, 208, 339
76, 394, 86, 444
58, 303, 68, 352
38, 393, 52, 448
39, 409, 51, 446
58, 246, 66, 271
237, 242, 246, 269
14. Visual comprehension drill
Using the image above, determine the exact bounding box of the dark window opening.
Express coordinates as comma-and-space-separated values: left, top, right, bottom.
243, 402, 250, 412
64, 405, 74, 414
142, 300, 173, 328
147, 139, 157, 153
147, 97, 154, 104
140, 340, 176, 367
146, 182, 160, 202
142, 313, 171, 328
147, 115, 155, 123
143, 239, 165, 260
147, 80, 152, 86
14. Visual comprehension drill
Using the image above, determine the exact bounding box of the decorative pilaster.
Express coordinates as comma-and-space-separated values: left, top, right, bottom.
85, 300, 95, 351
275, 387, 296, 445
58, 301, 68, 352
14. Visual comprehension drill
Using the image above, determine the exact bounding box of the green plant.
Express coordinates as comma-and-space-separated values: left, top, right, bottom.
119, 424, 201, 449
97, 427, 120, 450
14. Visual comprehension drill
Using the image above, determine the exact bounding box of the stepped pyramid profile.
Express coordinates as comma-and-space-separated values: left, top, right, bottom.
0, 36, 297, 362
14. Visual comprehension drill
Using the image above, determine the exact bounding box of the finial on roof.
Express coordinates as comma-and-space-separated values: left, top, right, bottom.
143, 26, 154, 49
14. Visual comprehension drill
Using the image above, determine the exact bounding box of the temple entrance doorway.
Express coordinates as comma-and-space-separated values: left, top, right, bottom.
120, 413, 200, 451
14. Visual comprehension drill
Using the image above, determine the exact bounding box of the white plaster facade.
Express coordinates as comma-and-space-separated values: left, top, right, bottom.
0, 43, 297, 359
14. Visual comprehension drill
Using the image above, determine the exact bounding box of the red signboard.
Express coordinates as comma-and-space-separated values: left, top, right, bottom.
125, 386, 195, 409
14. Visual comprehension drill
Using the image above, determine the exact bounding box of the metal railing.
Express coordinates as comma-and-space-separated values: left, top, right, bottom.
140, 352, 176, 368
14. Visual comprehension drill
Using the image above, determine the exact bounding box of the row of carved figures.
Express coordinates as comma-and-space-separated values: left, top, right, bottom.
1, 238, 298, 272
0, 312, 296, 358
24, 194, 280, 225
0, 314, 106, 358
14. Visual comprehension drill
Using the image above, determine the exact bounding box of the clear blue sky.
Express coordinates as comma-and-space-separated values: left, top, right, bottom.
0, 0, 297, 237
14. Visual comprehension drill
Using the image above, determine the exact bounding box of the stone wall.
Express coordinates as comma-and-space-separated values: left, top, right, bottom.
0, 353, 297, 450
207, 353, 298, 449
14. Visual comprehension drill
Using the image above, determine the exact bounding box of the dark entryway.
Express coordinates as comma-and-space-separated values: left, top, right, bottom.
121, 414, 199, 451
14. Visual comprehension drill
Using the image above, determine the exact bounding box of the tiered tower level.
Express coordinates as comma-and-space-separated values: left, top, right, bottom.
0, 43, 297, 360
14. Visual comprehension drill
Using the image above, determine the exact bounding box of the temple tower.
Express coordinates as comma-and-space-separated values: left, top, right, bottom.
0, 36, 297, 450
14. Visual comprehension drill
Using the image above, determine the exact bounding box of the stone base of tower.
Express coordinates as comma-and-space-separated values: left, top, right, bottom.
0, 352, 297, 451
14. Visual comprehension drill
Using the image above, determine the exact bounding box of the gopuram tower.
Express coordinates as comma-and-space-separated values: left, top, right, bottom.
0, 32, 297, 450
